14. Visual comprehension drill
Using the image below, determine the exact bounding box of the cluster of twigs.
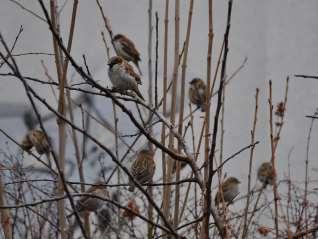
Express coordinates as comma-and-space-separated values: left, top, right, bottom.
0, 1, 317, 239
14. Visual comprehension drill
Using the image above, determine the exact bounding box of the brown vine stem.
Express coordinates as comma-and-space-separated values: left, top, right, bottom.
161, 2, 169, 236
241, 88, 259, 238
163, 0, 179, 236
268, 80, 279, 238
49, 1, 67, 238
0, 173, 12, 239
174, 0, 194, 228
202, 0, 214, 236
201, 0, 233, 238
147, 1, 154, 238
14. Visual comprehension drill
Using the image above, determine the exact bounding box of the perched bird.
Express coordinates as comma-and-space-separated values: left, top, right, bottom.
107, 56, 144, 100
21, 134, 33, 151
113, 34, 142, 75
21, 129, 50, 155
215, 177, 240, 206
128, 149, 156, 192
75, 182, 110, 213
188, 78, 208, 112
257, 162, 274, 186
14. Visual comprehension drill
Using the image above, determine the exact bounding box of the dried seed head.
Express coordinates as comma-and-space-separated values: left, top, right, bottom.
122, 199, 139, 220
275, 102, 285, 117
257, 226, 271, 236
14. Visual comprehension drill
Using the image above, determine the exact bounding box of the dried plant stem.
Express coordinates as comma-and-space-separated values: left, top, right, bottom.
160, 0, 170, 226
241, 88, 259, 238
202, 0, 214, 236
201, 0, 233, 237
268, 77, 289, 238
0, 174, 12, 239
49, 1, 67, 238
62, 0, 90, 236
218, 85, 225, 175
163, 0, 180, 235
268, 80, 279, 238
174, 0, 194, 228
111, 100, 121, 238
179, 118, 206, 223
147, 1, 154, 237
303, 111, 316, 237
155, 12, 159, 108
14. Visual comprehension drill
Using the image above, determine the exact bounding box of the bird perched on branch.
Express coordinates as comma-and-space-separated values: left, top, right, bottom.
128, 149, 155, 192
113, 34, 142, 75
21, 129, 50, 155
75, 182, 110, 213
108, 56, 144, 100
215, 177, 240, 206
257, 162, 274, 187
188, 78, 208, 112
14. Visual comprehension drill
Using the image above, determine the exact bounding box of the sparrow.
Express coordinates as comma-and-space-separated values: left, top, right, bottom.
107, 56, 144, 100
113, 34, 142, 75
215, 177, 240, 206
21, 129, 50, 155
128, 149, 156, 192
75, 182, 110, 213
257, 162, 274, 186
188, 78, 208, 112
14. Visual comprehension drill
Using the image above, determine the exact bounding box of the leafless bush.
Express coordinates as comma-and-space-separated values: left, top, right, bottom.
0, 1, 317, 238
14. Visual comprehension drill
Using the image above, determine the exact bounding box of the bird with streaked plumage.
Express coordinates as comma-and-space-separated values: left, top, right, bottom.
215, 177, 241, 206
257, 162, 275, 187
128, 149, 156, 192
108, 56, 144, 100
188, 78, 208, 112
113, 34, 142, 75
75, 182, 110, 214
21, 129, 50, 155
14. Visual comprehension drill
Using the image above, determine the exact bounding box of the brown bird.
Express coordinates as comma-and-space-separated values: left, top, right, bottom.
188, 78, 208, 112
75, 182, 110, 213
215, 177, 240, 206
128, 149, 156, 192
21, 129, 50, 155
21, 134, 33, 151
257, 162, 274, 186
108, 56, 144, 100
113, 34, 142, 75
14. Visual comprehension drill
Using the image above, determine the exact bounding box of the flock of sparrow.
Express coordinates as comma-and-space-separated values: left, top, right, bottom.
19, 33, 276, 229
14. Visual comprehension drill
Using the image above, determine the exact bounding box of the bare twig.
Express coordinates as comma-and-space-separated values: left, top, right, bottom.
242, 88, 259, 238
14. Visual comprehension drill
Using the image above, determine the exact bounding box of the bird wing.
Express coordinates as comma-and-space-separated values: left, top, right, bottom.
124, 62, 142, 85
120, 37, 140, 61
131, 155, 155, 184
